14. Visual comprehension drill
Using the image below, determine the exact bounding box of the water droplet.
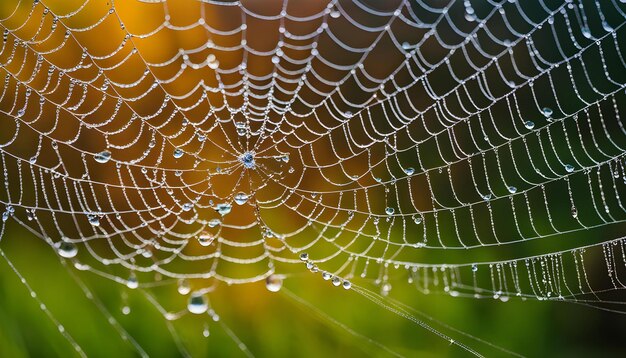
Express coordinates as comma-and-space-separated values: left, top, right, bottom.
322, 271, 332, 280
482, 193, 492, 201
342, 280, 352, 290
240, 152, 256, 169
330, 10, 340, 18
177, 279, 191, 295
564, 164, 574, 173
182, 203, 193, 211
508, 186, 517, 194
262, 228, 275, 238
412, 214, 423, 224
198, 231, 214, 247
234, 192, 249, 205
299, 252, 309, 261
56, 241, 78, 258
121, 306, 131, 315
126, 273, 138, 289
524, 121, 535, 130
472, 264, 478, 272
94, 151, 111, 164
331, 277, 341, 286
236, 127, 247, 136
381, 283, 392, 296
402, 42, 411, 50
404, 167, 415, 175
208, 59, 219, 70
214, 203, 232, 216
173, 148, 184, 159
571, 206, 578, 219
203, 324, 210, 337
88, 215, 100, 227
265, 275, 283, 292
207, 218, 221, 228
187, 293, 208, 314
542, 107, 553, 117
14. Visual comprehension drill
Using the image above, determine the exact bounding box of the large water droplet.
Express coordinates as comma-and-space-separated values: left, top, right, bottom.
571, 206, 578, 218
234, 193, 249, 205
385, 207, 395, 216
56, 241, 78, 258
524, 121, 535, 130
342, 280, 352, 290
412, 214, 423, 224
404, 167, 415, 175
214, 203, 232, 216
265, 275, 283, 292
182, 203, 193, 212
173, 148, 184, 159
198, 231, 214, 247
472, 264, 478, 272
240, 152, 256, 169
88, 215, 100, 227
564, 164, 574, 173
94, 151, 111, 164
126, 273, 138, 289
508, 186, 517, 194
187, 293, 208, 314
299, 252, 309, 261
331, 277, 341, 287
542, 107, 553, 117
322, 271, 332, 280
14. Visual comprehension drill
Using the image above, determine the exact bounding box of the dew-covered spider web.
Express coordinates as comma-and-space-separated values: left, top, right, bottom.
2, 0, 626, 356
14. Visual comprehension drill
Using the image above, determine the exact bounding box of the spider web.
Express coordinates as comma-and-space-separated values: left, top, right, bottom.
1, 0, 626, 355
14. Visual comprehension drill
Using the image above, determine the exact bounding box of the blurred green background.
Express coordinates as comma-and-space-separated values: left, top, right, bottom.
2, 221, 626, 357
